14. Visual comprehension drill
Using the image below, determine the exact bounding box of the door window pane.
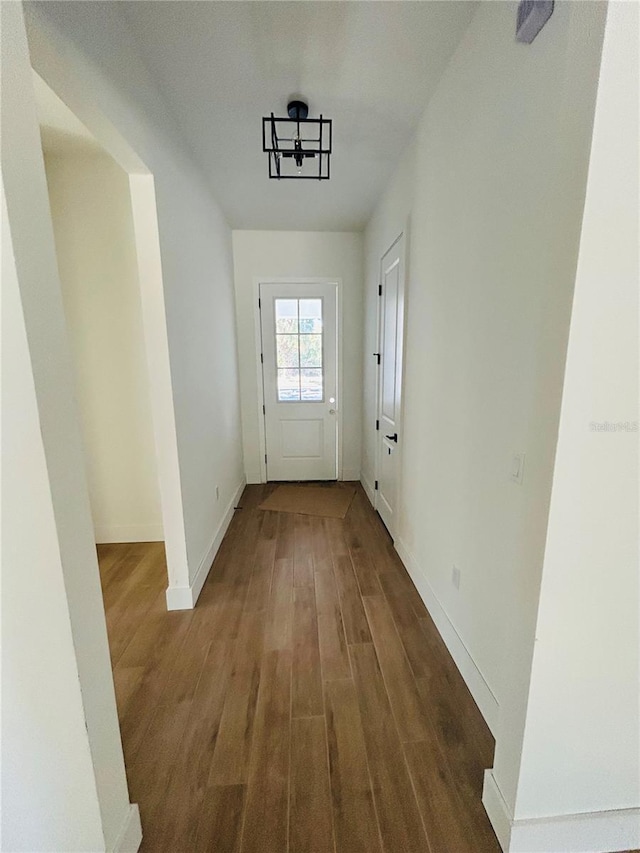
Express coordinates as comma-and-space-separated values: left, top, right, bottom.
301, 369, 323, 401
277, 369, 300, 401
275, 299, 298, 333
274, 297, 323, 402
299, 335, 322, 367
276, 335, 299, 368
299, 299, 322, 333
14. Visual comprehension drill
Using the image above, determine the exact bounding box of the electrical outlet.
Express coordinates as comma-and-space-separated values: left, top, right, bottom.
215, 485, 220, 501
452, 565, 461, 590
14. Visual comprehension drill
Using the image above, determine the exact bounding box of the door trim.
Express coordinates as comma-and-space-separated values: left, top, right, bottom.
28, 51, 188, 600
373, 230, 408, 540
252, 277, 343, 483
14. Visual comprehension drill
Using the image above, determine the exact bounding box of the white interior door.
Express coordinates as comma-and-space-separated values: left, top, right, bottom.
375, 235, 405, 537
260, 282, 338, 480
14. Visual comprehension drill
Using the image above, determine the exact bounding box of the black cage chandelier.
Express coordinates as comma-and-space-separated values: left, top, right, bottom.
262, 99, 332, 180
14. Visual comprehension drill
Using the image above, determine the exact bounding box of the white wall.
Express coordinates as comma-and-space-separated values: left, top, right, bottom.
508, 0, 639, 835
232, 230, 364, 482
363, 0, 606, 791
44, 150, 163, 544
1, 4, 138, 849
2, 182, 111, 853
26, 0, 245, 601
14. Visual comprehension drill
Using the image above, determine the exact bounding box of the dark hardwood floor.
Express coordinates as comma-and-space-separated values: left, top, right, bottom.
98, 483, 500, 853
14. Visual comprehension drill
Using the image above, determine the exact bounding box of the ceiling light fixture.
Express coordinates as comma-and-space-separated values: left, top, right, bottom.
262, 99, 332, 180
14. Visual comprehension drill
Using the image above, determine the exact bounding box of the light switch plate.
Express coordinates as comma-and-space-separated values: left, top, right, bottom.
511, 452, 526, 485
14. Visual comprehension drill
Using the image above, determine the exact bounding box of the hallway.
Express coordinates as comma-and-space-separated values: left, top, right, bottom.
100, 483, 499, 852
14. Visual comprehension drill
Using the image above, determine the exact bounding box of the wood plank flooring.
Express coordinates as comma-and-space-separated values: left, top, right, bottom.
98, 483, 500, 853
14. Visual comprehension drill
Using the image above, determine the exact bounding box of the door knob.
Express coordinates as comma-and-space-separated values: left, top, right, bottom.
329, 409, 336, 415
385, 433, 398, 442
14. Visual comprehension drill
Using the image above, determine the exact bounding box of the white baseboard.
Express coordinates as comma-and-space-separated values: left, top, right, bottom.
394, 537, 499, 736
165, 581, 197, 611
94, 524, 164, 544
165, 478, 245, 610
360, 472, 376, 506
482, 770, 513, 850
482, 770, 640, 853
341, 468, 361, 482
245, 470, 262, 485
110, 803, 142, 853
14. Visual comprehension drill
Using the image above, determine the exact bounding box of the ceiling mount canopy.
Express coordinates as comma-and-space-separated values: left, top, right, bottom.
262, 98, 332, 180
287, 100, 308, 121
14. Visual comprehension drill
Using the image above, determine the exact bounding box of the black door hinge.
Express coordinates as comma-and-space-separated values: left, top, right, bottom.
258, 297, 261, 309
260, 353, 264, 364
262, 404, 266, 415
265, 453, 268, 464
378, 284, 382, 296
375, 419, 380, 431
374, 480, 379, 491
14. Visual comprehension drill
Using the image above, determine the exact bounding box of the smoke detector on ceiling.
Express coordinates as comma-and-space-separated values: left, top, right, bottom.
516, 0, 554, 44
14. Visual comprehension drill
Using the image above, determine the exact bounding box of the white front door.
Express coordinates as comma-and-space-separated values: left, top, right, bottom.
376, 235, 405, 537
260, 281, 338, 481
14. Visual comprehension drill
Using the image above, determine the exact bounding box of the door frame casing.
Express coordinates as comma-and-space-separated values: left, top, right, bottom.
252, 277, 343, 483
26, 63, 189, 599
373, 229, 409, 540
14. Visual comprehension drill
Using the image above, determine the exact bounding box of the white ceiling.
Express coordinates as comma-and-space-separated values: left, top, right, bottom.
119, 2, 477, 231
